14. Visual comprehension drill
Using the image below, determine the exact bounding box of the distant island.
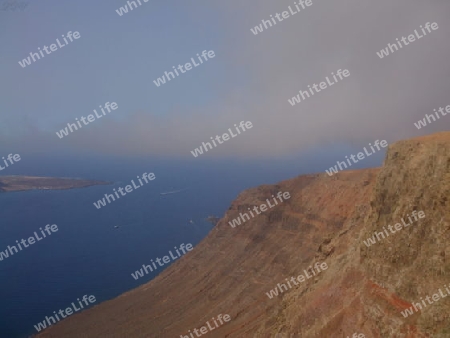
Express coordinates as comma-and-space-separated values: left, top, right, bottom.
0, 176, 110, 193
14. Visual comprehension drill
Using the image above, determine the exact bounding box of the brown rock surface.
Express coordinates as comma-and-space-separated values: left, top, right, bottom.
37, 132, 450, 338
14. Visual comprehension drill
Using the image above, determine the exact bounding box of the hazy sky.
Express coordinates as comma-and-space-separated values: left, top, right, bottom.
1, 0, 449, 158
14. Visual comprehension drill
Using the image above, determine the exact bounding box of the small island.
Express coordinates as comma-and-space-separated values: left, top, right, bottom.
0, 176, 110, 193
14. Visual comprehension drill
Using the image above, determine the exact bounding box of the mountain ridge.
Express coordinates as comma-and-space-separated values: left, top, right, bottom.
37, 131, 450, 338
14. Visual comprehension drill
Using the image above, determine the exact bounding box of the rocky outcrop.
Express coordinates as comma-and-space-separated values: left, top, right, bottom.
37, 132, 450, 338
272, 132, 450, 338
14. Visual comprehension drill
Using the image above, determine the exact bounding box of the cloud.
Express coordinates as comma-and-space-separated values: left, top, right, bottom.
2, 0, 450, 158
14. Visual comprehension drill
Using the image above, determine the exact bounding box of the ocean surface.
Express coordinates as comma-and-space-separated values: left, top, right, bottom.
0, 155, 320, 338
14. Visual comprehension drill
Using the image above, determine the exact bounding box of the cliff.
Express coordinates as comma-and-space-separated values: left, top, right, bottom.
37, 132, 450, 338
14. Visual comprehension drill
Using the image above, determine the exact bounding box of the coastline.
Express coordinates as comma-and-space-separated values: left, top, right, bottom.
0, 175, 111, 193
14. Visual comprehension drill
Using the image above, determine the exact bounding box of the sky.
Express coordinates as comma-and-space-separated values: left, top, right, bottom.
0, 0, 449, 160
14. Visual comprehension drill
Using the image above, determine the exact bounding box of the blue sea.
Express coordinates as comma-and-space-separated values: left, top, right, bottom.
0, 154, 324, 338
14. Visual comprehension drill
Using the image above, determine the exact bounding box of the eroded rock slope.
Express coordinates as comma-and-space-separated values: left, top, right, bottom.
37, 132, 449, 338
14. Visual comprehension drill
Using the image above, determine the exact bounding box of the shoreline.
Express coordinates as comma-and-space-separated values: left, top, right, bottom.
0, 175, 111, 193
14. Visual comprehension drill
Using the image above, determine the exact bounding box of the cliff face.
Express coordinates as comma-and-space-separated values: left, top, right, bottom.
267, 132, 450, 338
37, 132, 450, 338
